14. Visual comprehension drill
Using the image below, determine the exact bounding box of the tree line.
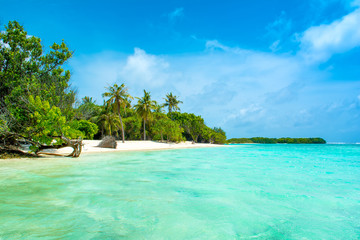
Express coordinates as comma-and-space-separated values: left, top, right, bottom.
0, 21, 226, 157
76, 87, 226, 144
227, 137, 326, 144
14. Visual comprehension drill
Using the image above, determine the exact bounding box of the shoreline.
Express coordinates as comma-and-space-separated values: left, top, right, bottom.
50, 140, 225, 156
1, 141, 227, 160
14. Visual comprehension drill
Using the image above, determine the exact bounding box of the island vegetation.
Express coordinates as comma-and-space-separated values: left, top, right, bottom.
227, 137, 326, 144
0, 21, 226, 158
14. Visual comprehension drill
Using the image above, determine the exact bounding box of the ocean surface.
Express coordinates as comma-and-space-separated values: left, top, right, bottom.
0, 144, 359, 239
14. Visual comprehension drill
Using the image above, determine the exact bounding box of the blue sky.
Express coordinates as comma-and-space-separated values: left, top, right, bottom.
1, 0, 360, 142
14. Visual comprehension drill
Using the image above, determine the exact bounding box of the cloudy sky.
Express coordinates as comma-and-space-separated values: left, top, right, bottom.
1, 0, 360, 142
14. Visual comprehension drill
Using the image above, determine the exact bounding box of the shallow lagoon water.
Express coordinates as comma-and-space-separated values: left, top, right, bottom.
1, 144, 360, 239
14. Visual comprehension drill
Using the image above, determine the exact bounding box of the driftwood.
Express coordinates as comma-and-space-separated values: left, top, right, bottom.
0, 132, 83, 158
37, 136, 82, 157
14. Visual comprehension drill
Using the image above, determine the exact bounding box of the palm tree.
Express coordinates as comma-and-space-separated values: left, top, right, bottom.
163, 92, 183, 113
121, 96, 132, 117
90, 103, 120, 137
134, 90, 156, 140
102, 83, 133, 143
82, 96, 96, 105
153, 101, 165, 113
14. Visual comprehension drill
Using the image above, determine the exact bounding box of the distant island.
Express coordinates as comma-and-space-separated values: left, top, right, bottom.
227, 137, 326, 144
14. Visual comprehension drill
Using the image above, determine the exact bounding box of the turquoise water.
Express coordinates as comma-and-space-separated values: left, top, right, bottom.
0, 144, 360, 239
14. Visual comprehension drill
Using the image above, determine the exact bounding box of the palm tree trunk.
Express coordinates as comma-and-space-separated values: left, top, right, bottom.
117, 102, 125, 143
143, 119, 146, 140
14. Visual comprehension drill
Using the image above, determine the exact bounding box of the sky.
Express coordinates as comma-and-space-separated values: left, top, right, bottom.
1, 0, 360, 142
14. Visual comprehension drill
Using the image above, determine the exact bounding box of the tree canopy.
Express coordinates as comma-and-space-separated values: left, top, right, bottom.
164, 92, 182, 113
227, 137, 326, 144
103, 83, 133, 143
134, 90, 157, 140
0, 20, 231, 158
0, 21, 83, 156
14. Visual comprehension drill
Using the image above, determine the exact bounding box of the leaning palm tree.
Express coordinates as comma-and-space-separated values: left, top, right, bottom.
134, 90, 157, 140
102, 83, 133, 143
163, 92, 183, 113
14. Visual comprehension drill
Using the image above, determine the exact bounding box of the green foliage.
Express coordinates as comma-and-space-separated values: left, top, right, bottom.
70, 120, 98, 139
200, 126, 226, 144
77, 96, 102, 120
226, 138, 253, 143
123, 116, 142, 140
1, 20, 229, 154
0, 116, 9, 132
227, 137, 327, 144
103, 83, 133, 142
134, 90, 156, 121
276, 137, 326, 144
213, 128, 227, 144
151, 118, 167, 141
90, 104, 120, 137
134, 90, 157, 140
1, 20, 75, 134
151, 113, 184, 142
169, 112, 205, 142
250, 137, 277, 144
164, 92, 182, 113
163, 119, 184, 142
153, 102, 165, 113
26, 96, 82, 150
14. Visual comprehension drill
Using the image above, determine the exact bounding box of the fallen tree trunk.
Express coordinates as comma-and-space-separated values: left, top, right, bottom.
0, 132, 83, 158
0, 146, 38, 158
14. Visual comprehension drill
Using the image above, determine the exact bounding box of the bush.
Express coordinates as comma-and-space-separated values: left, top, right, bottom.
70, 120, 98, 139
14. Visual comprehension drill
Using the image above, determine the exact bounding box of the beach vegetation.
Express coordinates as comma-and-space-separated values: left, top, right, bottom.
168, 112, 226, 144
134, 90, 157, 140
0, 20, 228, 158
164, 92, 183, 113
227, 137, 326, 144
123, 115, 142, 140
0, 21, 82, 157
77, 96, 102, 120
151, 113, 184, 142
103, 83, 133, 143
90, 103, 121, 137
70, 120, 98, 140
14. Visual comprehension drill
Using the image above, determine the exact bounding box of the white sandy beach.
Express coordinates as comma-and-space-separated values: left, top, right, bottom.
50, 140, 224, 156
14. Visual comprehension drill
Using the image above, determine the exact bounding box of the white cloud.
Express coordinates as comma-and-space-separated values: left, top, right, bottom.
69, 40, 360, 140
121, 48, 170, 91
205, 40, 249, 55
269, 40, 281, 52
69, 52, 126, 101
168, 8, 184, 22
299, 7, 360, 62
266, 11, 293, 52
